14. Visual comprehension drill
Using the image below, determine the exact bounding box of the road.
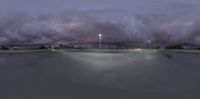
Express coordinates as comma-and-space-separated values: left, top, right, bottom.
0, 49, 200, 99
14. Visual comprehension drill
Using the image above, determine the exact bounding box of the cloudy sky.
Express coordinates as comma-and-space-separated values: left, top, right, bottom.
0, 0, 200, 45
0, 0, 199, 14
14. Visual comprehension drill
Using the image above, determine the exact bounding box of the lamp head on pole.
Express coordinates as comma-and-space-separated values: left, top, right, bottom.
98, 34, 102, 38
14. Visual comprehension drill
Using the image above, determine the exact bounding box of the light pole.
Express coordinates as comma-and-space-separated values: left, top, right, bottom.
98, 34, 102, 49
148, 40, 151, 48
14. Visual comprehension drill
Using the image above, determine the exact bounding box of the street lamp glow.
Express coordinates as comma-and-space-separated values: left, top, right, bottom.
98, 34, 102, 37
148, 40, 151, 44
98, 34, 102, 49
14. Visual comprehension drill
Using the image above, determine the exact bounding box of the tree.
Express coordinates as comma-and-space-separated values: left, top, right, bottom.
1, 46, 9, 50
165, 45, 183, 49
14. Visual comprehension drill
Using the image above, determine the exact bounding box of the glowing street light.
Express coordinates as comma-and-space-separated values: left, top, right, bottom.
98, 34, 102, 49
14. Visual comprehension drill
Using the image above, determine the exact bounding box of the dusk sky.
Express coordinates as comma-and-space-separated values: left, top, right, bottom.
0, 0, 200, 45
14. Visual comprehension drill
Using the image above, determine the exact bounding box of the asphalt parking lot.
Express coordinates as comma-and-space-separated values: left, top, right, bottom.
0, 49, 200, 99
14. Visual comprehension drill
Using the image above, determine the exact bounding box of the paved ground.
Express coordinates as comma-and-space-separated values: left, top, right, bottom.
0, 49, 200, 99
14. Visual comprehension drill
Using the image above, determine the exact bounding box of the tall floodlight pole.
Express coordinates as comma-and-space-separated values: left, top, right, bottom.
98, 34, 102, 49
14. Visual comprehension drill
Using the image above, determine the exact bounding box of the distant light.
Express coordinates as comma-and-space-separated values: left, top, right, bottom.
98, 34, 102, 37
148, 40, 151, 44
98, 34, 102, 48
